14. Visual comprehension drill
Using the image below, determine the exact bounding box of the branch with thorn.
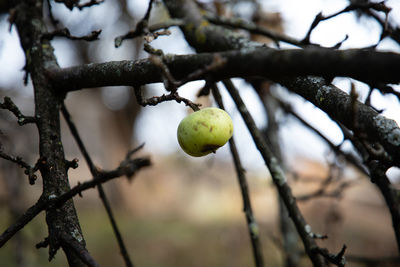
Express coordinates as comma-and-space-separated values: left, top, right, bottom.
315, 245, 347, 267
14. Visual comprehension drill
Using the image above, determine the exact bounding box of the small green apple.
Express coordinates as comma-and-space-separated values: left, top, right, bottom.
177, 107, 233, 157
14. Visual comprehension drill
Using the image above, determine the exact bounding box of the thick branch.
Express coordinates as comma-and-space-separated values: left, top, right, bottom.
48, 48, 400, 90
14, 1, 86, 265
281, 76, 400, 165
160, 0, 400, 167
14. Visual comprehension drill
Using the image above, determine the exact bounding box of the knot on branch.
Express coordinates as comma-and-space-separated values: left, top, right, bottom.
66, 158, 79, 171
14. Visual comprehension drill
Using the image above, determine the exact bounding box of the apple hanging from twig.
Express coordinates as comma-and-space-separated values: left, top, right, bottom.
177, 107, 234, 157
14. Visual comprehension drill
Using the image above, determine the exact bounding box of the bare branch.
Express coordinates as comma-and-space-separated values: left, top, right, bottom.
0, 155, 150, 249
59, 232, 100, 267
54, 0, 104, 10
48, 48, 400, 90
114, 0, 157, 48
42, 28, 102, 41
275, 97, 369, 176
302, 2, 391, 44
0, 96, 36, 125
222, 79, 328, 266
134, 87, 201, 111
211, 84, 265, 267
0, 150, 40, 185
76, 0, 104, 10
0, 198, 46, 248
206, 15, 309, 48
61, 105, 138, 267
296, 163, 353, 202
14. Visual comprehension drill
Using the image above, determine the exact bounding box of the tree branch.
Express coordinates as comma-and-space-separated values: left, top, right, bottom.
0, 150, 40, 185
0, 197, 46, 248
0, 155, 150, 248
302, 2, 391, 45
48, 47, 400, 91
275, 97, 369, 176
14, 0, 87, 264
222, 79, 332, 266
206, 15, 308, 48
0, 96, 36, 125
59, 231, 100, 267
61, 105, 138, 267
211, 84, 265, 267
281, 76, 400, 165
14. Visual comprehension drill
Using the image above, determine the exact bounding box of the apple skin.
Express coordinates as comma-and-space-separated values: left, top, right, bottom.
177, 107, 233, 157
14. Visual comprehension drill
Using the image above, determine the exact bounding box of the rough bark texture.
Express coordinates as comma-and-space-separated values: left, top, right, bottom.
49, 48, 400, 90
14, 1, 87, 266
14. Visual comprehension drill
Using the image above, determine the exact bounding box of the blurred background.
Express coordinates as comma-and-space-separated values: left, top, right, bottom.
0, 0, 400, 266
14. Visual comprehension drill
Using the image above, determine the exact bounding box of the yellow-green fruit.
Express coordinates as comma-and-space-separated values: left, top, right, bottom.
177, 107, 233, 157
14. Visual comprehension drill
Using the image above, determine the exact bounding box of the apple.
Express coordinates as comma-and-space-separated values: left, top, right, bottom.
177, 107, 233, 157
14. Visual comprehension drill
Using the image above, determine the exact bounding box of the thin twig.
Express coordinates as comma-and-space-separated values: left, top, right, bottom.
296, 163, 352, 202
42, 28, 102, 41
54, 157, 150, 206
367, 161, 400, 253
61, 105, 138, 267
302, 2, 391, 44
0, 96, 36, 125
275, 97, 369, 176
114, 0, 157, 48
211, 84, 264, 267
206, 15, 308, 48
0, 154, 150, 249
115, 19, 183, 48
375, 84, 400, 102
0, 197, 46, 247
0, 150, 40, 185
133, 87, 201, 111
76, 0, 104, 10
